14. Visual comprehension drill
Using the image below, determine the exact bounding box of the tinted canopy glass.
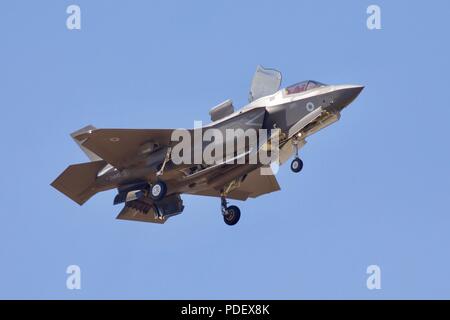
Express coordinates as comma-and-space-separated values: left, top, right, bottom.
285, 80, 325, 95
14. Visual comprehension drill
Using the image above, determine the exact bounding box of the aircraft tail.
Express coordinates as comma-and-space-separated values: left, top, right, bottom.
51, 160, 108, 205
71, 125, 102, 162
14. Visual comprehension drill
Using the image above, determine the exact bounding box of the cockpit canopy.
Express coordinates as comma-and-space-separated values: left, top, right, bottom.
285, 80, 326, 95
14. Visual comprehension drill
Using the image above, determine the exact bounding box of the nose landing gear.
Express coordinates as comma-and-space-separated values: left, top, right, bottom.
221, 195, 241, 226
223, 205, 241, 226
290, 157, 303, 173
290, 138, 304, 173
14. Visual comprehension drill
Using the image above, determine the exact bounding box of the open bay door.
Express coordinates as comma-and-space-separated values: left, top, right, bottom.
249, 65, 282, 102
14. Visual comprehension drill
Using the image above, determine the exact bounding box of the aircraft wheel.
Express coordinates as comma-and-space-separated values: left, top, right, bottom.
150, 181, 167, 201
223, 205, 241, 226
290, 158, 303, 173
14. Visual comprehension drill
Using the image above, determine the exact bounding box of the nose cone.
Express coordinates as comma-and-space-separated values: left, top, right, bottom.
332, 85, 364, 110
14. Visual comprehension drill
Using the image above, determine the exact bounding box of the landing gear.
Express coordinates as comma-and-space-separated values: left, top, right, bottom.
290, 157, 303, 173
290, 137, 303, 173
221, 195, 241, 226
223, 205, 241, 226
149, 181, 167, 201
156, 147, 172, 177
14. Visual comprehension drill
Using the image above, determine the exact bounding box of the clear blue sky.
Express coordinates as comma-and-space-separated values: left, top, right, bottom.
1, 0, 449, 299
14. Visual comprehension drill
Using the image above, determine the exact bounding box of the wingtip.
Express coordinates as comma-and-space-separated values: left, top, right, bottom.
70, 125, 96, 140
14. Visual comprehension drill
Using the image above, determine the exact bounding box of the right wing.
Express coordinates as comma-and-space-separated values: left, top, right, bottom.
74, 128, 177, 169
187, 167, 280, 201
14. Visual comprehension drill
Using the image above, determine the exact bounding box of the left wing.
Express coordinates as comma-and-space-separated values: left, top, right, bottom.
74, 128, 177, 169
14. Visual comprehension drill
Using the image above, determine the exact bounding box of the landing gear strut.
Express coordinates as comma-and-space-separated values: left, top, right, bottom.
156, 147, 172, 177
290, 138, 304, 173
221, 195, 241, 226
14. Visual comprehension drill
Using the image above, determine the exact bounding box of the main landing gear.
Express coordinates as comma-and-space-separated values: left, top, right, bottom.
290, 138, 304, 173
149, 180, 167, 201
221, 195, 241, 226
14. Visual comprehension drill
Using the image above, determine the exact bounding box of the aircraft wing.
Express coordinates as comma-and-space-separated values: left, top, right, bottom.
188, 167, 280, 201
74, 128, 177, 169
235, 167, 280, 199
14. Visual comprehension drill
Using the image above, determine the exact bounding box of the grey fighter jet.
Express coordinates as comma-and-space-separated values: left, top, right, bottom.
51, 66, 363, 226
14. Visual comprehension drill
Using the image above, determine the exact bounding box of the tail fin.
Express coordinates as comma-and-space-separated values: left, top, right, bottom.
71, 125, 102, 162
51, 160, 107, 205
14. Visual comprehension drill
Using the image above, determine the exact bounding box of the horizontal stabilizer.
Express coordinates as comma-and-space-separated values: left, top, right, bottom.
51, 160, 107, 205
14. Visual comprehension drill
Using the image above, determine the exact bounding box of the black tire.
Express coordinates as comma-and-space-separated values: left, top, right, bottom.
150, 181, 167, 201
223, 205, 241, 226
290, 158, 303, 173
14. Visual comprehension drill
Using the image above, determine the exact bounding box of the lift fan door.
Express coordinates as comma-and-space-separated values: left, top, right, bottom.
249, 65, 282, 102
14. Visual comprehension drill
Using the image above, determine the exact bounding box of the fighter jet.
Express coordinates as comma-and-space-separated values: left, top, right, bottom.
51, 66, 363, 226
